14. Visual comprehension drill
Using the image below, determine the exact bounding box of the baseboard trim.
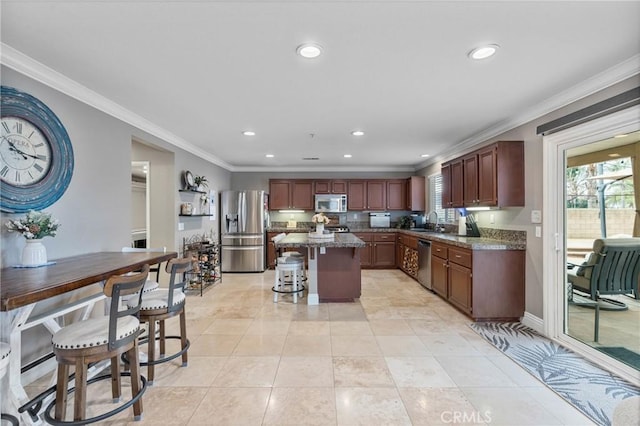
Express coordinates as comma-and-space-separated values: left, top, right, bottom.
520, 311, 544, 334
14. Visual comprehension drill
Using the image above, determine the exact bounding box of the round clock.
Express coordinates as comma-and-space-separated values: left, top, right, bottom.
184, 170, 194, 190
0, 86, 74, 213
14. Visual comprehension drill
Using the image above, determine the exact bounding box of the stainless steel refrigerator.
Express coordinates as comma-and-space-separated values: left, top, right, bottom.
220, 190, 267, 272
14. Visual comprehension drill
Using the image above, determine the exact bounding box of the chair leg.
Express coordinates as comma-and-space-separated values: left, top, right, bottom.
292, 270, 298, 304
180, 311, 188, 367
273, 268, 279, 303
128, 341, 144, 420
146, 318, 156, 385
55, 364, 69, 421
110, 356, 121, 402
74, 359, 88, 421
159, 320, 166, 357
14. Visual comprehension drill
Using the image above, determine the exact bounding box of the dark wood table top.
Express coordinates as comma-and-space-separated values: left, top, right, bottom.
1, 251, 177, 311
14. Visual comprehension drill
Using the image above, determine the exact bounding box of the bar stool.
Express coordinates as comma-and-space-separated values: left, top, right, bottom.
0, 342, 19, 426
121, 247, 168, 294
127, 258, 192, 385
271, 234, 307, 284
47, 266, 150, 424
273, 256, 306, 303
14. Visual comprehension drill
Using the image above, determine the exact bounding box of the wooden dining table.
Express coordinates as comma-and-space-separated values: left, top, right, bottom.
0, 250, 178, 425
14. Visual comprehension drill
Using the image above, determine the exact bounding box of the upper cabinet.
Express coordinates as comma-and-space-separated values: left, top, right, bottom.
269, 179, 313, 210
348, 180, 386, 211
442, 159, 464, 208
386, 180, 406, 210
270, 177, 426, 212
314, 180, 347, 194
405, 176, 425, 211
442, 141, 524, 208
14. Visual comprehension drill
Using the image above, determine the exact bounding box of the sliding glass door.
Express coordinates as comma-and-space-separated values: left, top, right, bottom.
543, 105, 640, 381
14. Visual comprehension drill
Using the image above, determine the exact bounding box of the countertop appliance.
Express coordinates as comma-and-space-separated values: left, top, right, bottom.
369, 212, 390, 228
221, 190, 266, 272
315, 194, 347, 213
417, 240, 432, 290
325, 226, 350, 233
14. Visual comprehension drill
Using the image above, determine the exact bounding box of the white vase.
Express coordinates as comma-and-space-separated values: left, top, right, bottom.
316, 223, 324, 235
22, 239, 47, 266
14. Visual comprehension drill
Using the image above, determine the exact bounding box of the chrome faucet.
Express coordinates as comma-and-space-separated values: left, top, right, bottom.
426, 210, 439, 231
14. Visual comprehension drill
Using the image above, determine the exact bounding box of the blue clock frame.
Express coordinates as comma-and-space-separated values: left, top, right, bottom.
1, 86, 74, 213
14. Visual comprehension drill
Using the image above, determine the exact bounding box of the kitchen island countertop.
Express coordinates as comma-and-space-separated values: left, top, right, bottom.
274, 232, 365, 249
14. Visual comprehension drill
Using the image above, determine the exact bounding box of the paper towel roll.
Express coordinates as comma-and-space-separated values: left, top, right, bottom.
458, 216, 467, 236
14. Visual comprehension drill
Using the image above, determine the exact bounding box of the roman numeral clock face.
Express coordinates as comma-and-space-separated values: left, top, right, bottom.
1, 86, 74, 213
1, 117, 52, 186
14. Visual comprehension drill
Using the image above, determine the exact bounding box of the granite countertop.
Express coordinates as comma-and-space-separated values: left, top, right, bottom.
274, 232, 366, 249
268, 226, 526, 250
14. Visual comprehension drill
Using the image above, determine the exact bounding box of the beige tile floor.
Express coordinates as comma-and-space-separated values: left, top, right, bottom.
28, 269, 596, 425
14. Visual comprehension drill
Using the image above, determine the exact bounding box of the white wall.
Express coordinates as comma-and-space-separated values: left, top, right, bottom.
0, 66, 231, 366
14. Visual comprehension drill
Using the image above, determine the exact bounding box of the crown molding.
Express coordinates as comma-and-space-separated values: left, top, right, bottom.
0, 43, 234, 171
233, 165, 416, 173
3, 43, 638, 174
417, 53, 640, 170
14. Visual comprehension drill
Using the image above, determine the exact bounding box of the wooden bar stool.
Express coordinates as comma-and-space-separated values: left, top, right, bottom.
46, 265, 150, 424
0, 342, 19, 426
127, 258, 192, 385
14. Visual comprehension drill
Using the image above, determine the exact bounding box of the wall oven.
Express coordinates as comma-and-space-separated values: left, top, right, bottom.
315, 194, 347, 213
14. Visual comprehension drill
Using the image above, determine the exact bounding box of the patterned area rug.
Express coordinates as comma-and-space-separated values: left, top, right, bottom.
470, 322, 640, 426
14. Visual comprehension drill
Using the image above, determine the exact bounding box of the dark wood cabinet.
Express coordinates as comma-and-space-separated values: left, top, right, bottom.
347, 181, 366, 210
463, 153, 478, 206
348, 180, 386, 211
386, 179, 406, 210
353, 232, 395, 268
442, 159, 464, 208
266, 232, 278, 269
353, 232, 372, 267
441, 141, 524, 208
431, 242, 449, 297
405, 176, 425, 211
269, 179, 313, 210
366, 181, 387, 210
429, 240, 524, 321
397, 234, 418, 278
315, 180, 347, 194
373, 233, 396, 267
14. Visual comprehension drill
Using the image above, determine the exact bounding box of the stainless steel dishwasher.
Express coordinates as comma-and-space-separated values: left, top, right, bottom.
417, 240, 432, 290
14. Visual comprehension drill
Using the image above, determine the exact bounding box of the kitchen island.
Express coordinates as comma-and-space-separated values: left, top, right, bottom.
274, 233, 366, 304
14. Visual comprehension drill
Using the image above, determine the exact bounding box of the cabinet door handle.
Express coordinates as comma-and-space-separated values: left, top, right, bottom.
455, 255, 461, 258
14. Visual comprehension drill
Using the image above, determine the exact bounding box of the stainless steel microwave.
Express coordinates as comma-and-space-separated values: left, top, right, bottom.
315, 194, 347, 213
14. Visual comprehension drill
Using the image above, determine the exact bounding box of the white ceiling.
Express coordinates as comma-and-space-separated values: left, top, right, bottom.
1, 1, 639, 172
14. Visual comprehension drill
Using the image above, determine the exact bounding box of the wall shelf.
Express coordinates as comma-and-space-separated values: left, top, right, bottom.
179, 214, 213, 217
179, 189, 207, 194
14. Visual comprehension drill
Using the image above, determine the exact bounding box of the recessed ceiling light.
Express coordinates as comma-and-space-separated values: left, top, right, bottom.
343, 154, 352, 158
420, 154, 430, 158
468, 44, 500, 60
351, 130, 365, 136
265, 154, 274, 158
296, 43, 323, 59
242, 131, 256, 136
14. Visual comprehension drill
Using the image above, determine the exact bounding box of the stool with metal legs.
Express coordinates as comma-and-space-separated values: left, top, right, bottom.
273, 256, 306, 303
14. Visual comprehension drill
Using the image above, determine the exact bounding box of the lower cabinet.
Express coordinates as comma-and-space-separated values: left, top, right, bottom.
353, 232, 396, 268
430, 240, 524, 321
397, 234, 419, 279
